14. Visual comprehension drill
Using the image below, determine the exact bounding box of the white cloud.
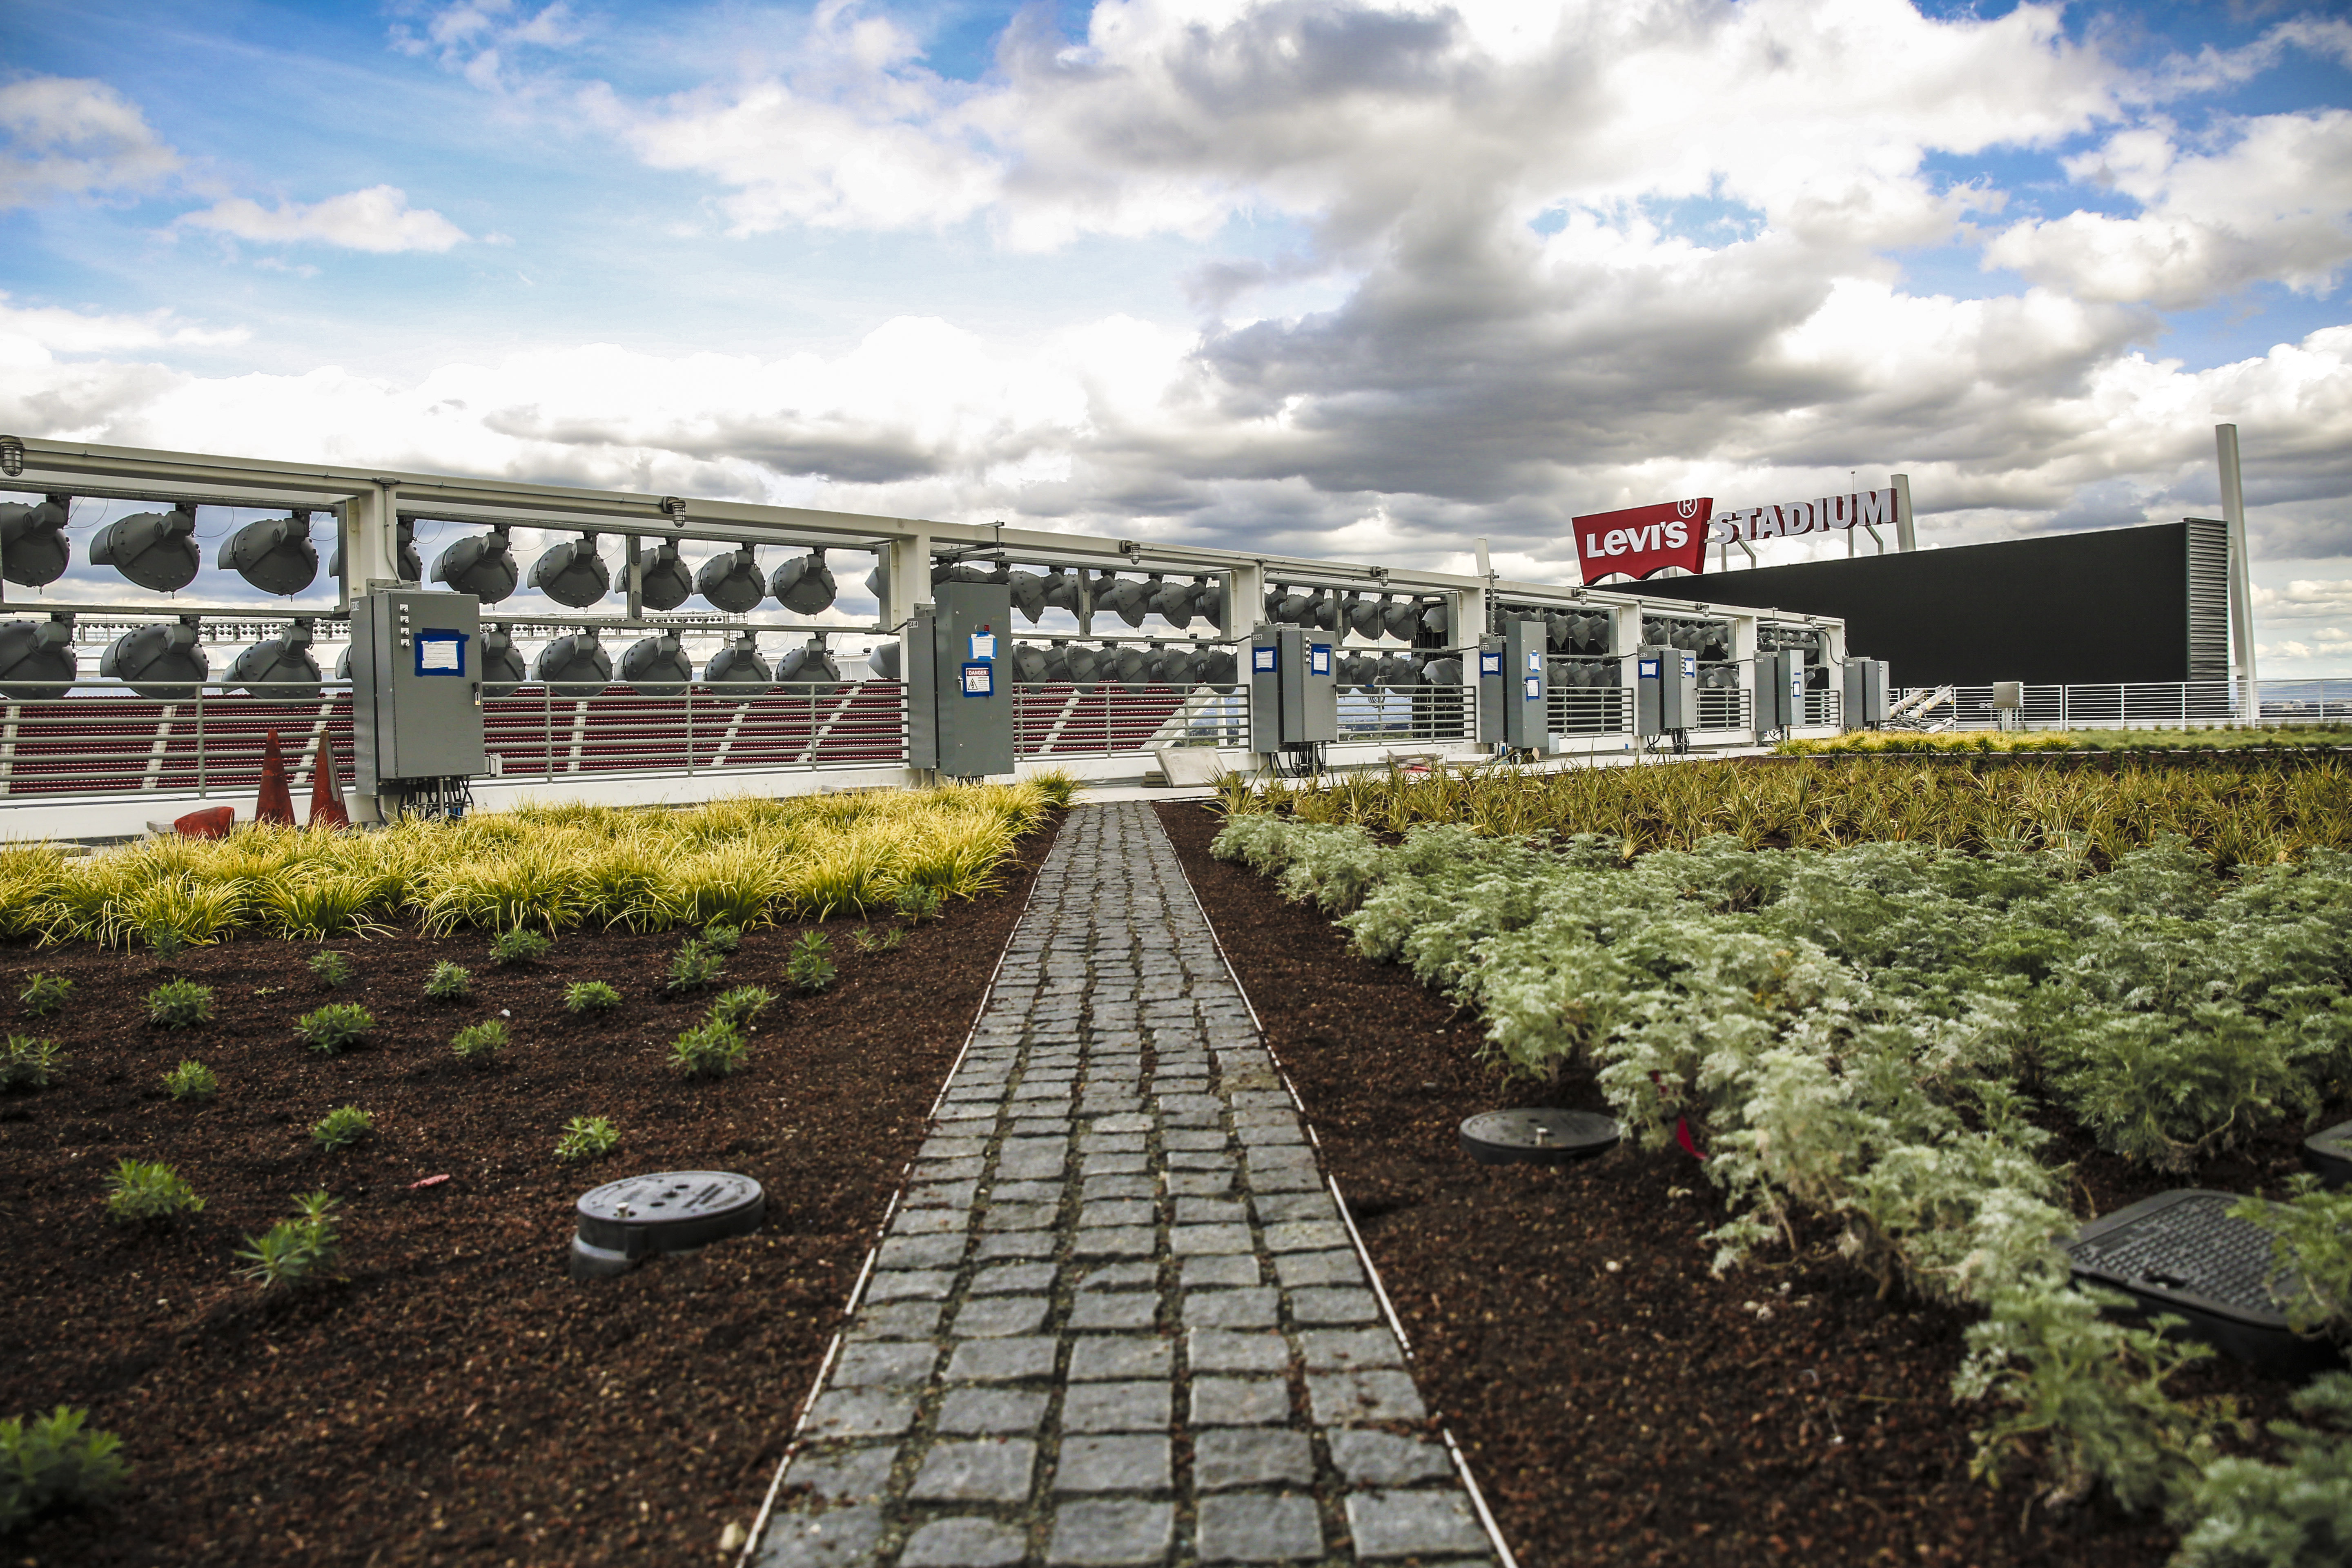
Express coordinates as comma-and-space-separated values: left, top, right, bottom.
0, 75, 181, 209
0, 292, 247, 356
11, 2, 2352, 662
178, 185, 470, 252
603, 0, 2119, 254
1984, 108, 2352, 307
390, 0, 584, 93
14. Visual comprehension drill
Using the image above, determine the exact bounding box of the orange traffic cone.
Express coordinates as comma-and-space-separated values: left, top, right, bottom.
255, 729, 297, 826
307, 734, 350, 829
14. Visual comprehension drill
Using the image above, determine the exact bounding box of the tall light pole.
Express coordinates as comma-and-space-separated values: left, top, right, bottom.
2216, 424, 2257, 722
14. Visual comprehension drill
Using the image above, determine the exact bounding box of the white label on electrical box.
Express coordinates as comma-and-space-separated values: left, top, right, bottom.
1524, 674, 1541, 699
1309, 644, 1331, 676
962, 661, 993, 696
970, 632, 995, 660
1527, 650, 1541, 675
1253, 646, 1277, 673
1479, 651, 1502, 676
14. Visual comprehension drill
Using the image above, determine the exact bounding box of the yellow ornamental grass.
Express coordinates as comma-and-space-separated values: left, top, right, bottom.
5, 777, 1062, 946
1237, 756, 2352, 869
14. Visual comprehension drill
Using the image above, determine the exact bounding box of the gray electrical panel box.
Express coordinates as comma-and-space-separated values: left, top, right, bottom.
1476, 619, 1548, 748
1476, 635, 1504, 745
1636, 644, 1697, 737
1844, 658, 1890, 728
910, 579, 1014, 778
1760, 650, 1806, 733
1248, 624, 1336, 753
349, 588, 486, 793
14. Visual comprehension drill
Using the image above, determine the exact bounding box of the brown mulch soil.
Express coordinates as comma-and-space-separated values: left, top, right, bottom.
0, 813, 1058, 1568
1157, 800, 2324, 1568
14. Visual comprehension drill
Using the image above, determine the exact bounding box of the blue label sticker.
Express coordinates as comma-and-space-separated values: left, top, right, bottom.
1523, 674, 1541, 699
1308, 644, 1331, 676
414, 630, 468, 677
1638, 657, 1661, 679
1526, 650, 1542, 675
1478, 651, 1502, 676
960, 660, 993, 697
1252, 645, 1278, 674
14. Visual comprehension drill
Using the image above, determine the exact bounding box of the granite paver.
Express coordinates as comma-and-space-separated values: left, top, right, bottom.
752, 804, 1497, 1568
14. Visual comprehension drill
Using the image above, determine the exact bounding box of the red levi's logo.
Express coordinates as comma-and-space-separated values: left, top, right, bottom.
1572, 498, 1713, 584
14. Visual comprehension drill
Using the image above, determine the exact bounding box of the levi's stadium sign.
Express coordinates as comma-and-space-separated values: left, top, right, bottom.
1572, 498, 1712, 583
1709, 488, 1898, 544
1574, 486, 1901, 582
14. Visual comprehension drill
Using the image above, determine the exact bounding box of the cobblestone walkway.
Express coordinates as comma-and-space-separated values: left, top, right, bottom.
749, 803, 1501, 1568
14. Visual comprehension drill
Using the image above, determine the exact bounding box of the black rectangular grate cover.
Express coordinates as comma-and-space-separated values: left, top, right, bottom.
2306, 1120, 2352, 1187
2065, 1189, 2340, 1377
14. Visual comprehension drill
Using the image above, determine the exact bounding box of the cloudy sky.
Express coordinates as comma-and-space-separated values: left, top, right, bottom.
4, 0, 2352, 670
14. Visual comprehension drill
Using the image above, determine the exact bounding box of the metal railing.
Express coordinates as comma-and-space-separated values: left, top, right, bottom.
1698, 687, 1753, 731
0, 682, 354, 801
1804, 689, 1843, 729
1014, 683, 1247, 757
1547, 686, 1632, 735
0, 681, 911, 802
1337, 684, 1474, 745
483, 683, 909, 780
1889, 680, 2352, 732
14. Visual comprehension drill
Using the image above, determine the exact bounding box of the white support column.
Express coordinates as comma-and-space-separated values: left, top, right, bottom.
1450, 586, 1485, 743
343, 481, 400, 591
1223, 563, 1264, 640
1891, 473, 1917, 552
1820, 620, 1849, 731
1611, 601, 1643, 736
882, 529, 932, 631
2217, 424, 2258, 722
1731, 612, 1760, 740
1221, 563, 1263, 753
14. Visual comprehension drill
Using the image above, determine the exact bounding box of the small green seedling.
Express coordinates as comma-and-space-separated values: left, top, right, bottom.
708, 984, 773, 1031
490, 928, 552, 966
851, 924, 903, 954
294, 1003, 372, 1055
307, 951, 354, 989
565, 980, 621, 1014
103, 1158, 204, 1224
451, 1019, 508, 1067
0, 1405, 129, 1525
1, 1034, 63, 1091
666, 938, 724, 994
423, 960, 472, 1001
310, 1105, 373, 1150
700, 924, 743, 955
786, 931, 836, 993
555, 1115, 620, 1163
894, 882, 942, 922
668, 1020, 747, 1078
147, 979, 213, 1029
17, 971, 71, 1017
235, 1191, 341, 1289
161, 1060, 218, 1101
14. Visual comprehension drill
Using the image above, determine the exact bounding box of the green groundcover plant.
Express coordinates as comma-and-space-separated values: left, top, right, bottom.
565, 980, 620, 1014
0, 1035, 62, 1091
102, 1159, 203, 1224
1, 1405, 128, 1533
1214, 810, 2352, 1548
235, 1192, 341, 1290
555, 1115, 619, 1163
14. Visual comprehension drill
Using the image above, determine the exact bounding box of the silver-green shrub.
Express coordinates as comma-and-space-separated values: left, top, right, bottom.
1212, 814, 2352, 1519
